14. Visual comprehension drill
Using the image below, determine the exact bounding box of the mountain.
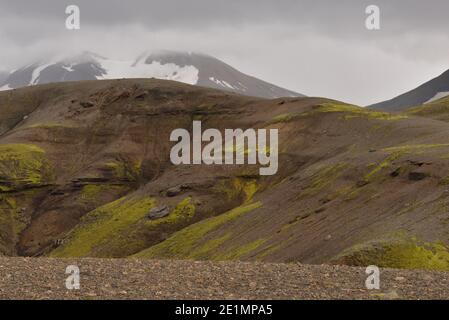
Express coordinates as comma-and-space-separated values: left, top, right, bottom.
1, 79, 449, 271
0, 51, 303, 99
0, 71, 7, 85
370, 69, 449, 111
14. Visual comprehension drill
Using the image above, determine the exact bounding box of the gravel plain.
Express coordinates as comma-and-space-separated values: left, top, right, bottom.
1, 257, 449, 300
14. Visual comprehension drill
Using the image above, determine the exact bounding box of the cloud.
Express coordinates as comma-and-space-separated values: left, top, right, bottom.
0, 0, 448, 105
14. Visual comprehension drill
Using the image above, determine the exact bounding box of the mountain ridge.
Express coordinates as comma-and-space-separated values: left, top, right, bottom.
0, 50, 303, 99
370, 69, 449, 111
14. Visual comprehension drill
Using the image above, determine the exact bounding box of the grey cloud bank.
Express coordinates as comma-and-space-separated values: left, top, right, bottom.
0, 0, 448, 105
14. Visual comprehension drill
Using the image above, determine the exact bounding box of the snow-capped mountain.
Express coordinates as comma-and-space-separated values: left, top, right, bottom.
0, 51, 303, 99
370, 69, 449, 111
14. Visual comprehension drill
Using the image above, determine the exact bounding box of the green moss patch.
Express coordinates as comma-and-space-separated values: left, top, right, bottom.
214, 178, 258, 203
213, 239, 266, 260
317, 103, 408, 120
363, 144, 449, 183
145, 197, 196, 228
362, 144, 449, 183
439, 175, 449, 185
270, 113, 296, 124
363, 152, 404, 182
133, 201, 262, 259
335, 237, 449, 271
79, 184, 128, 210
272, 113, 293, 123
188, 233, 233, 259
25, 123, 72, 129
406, 97, 449, 120
80, 184, 107, 202
50, 196, 156, 257
0, 144, 52, 191
0, 195, 22, 254
0, 190, 39, 255
105, 159, 142, 182
382, 143, 449, 153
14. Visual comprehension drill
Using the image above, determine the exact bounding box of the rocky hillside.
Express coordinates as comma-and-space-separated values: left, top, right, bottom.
1, 79, 449, 270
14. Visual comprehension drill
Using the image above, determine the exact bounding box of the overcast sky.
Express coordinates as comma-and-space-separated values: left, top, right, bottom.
0, 0, 448, 105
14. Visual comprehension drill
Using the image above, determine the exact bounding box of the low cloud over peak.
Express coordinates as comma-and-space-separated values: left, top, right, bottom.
1, 0, 448, 105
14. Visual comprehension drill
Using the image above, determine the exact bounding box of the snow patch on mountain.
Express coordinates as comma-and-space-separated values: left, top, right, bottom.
62, 65, 75, 72
0, 84, 12, 91
209, 77, 236, 90
31, 63, 53, 85
0, 51, 304, 99
425, 91, 449, 104
97, 57, 199, 85
370, 69, 449, 111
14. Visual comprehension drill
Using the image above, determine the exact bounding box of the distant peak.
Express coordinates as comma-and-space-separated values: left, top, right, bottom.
140, 50, 213, 60
1, 50, 303, 98
61, 51, 107, 64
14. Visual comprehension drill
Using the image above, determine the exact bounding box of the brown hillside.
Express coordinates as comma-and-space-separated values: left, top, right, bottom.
1, 79, 449, 270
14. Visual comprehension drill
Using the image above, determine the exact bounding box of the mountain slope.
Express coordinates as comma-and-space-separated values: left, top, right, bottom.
139, 51, 301, 98
406, 95, 449, 122
2, 79, 449, 271
0, 71, 7, 85
0, 51, 303, 99
370, 69, 449, 111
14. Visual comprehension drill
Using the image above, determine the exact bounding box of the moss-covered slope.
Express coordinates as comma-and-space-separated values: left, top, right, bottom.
2, 80, 449, 271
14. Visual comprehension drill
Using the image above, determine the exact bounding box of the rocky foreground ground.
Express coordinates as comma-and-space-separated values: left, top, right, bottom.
0, 257, 448, 299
